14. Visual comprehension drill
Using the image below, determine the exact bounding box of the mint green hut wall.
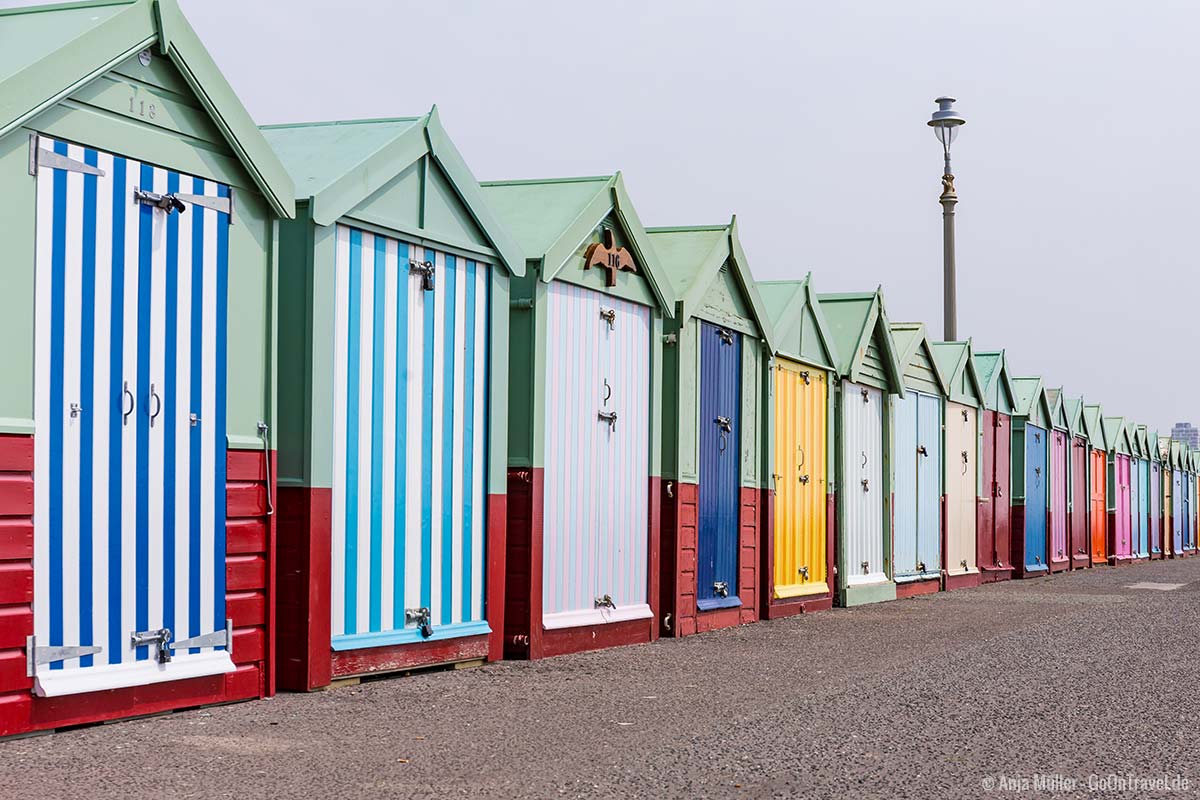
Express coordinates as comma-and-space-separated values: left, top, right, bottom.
0, 0, 294, 736
480, 173, 677, 660
645, 218, 774, 637
262, 109, 523, 688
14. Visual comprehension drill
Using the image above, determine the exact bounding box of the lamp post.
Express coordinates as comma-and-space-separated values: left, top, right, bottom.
928, 96, 966, 342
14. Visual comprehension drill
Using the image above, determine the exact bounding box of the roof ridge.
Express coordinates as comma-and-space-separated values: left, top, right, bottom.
645, 224, 729, 233
480, 175, 614, 187
259, 116, 423, 130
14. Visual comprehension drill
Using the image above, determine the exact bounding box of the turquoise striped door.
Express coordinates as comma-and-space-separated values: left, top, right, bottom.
330, 225, 491, 649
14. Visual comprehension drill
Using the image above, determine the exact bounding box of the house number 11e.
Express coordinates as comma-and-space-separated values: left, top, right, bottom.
129, 97, 157, 120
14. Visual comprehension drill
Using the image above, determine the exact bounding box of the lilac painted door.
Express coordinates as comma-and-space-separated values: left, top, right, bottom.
1114, 455, 1132, 559
1049, 430, 1068, 566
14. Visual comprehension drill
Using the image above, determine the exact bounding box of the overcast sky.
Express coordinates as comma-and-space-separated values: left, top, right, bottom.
21, 0, 1200, 433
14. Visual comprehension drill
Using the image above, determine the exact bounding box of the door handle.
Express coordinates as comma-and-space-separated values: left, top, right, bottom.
148, 383, 161, 427
122, 381, 134, 426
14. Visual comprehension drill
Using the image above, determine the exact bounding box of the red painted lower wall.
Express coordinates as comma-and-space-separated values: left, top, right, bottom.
659, 483, 760, 637
1008, 504, 1047, 579
0, 436, 275, 738
275, 486, 507, 691
505, 468, 658, 660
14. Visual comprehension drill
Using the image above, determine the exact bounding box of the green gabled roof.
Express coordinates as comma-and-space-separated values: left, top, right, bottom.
1011, 376, 1051, 425
645, 216, 774, 350
816, 289, 906, 395
1170, 441, 1187, 469
1044, 388, 1069, 431
757, 273, 838, 373
889, 322, 948, 396
1064, 397, 1086, 438
1103, 417, 1132, 455
480, 172, 675, 315
1144, 428, 1161, 462
1126, 422, 1145, 458
261, 107, 524, 276
0, 0, 294, 217
930, 340, 985, 407
1083, 404, 1107, 450
973, 349, 1017, 413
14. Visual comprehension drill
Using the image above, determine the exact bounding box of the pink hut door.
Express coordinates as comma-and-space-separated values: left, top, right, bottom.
1050, 431, 1068, 565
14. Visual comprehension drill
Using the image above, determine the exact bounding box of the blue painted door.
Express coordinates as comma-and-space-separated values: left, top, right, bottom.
1025, 425, 1048, 570
890, 392, 941, 581
31, 136, 232, 697
697, 322, 741, 610
1172, 470, 1184, 554
916, 394, 943, 576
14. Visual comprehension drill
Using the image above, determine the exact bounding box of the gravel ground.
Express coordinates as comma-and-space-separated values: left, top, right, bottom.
3, 558, 1200, 799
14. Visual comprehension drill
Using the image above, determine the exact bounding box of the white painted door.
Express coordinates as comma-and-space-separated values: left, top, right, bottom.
542, 282, 651, 628
842, 381, 886, 586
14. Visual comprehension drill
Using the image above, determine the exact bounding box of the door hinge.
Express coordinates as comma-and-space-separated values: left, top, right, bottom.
34, 142, 106, 177
26, 635, 103, 676
171, 619, 233, 654
174, 191, 232, 216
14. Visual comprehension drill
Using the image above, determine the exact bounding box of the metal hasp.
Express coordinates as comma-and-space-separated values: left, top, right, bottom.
409, 258, 435, 291
131, 628, 173, 664
594, 594, 616, 610
134, 188, 187, 215
598, 410, 618, 430
599, 307, 616, 329
712, 581, 730, 598
798, 565, 810, 580
25, 636, 102, 676
927, 96, 966, 342
406, 607, 433, 639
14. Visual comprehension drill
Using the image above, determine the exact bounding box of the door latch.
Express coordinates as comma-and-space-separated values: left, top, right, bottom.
960, 559, 968, 569
861, 560, 870, 574
916, 561, 926, 573
917, 445, 928, 457
69, 402, 83, 419
409, 259, 435, 291
799, 474, 810, 484
713, 581, 729, 598
861, 387, 870, 403
962, 409, 969, 422
598, 410, 618, 430
599, 307, 616, 329
594, 594, 616, 610
190, 412, 201, 427
861, 478, 870, 492
131, 628, 173, 664
716, 328, 734, 345
798, 565, 810, 580
405, 607, 433, 638
799, 370, 811, 385
134, 188, 186, 214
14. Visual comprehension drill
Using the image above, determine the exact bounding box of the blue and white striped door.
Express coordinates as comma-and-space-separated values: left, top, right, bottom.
696, 322, 741, 610
330, 226, 490, 649
32, 135, 231, 697
542, 282, 651, 628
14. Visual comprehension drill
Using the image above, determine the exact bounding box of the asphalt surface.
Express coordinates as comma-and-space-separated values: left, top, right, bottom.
4, 559, 1200, 799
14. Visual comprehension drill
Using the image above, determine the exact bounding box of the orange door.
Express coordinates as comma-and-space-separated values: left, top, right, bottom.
1090, 448, 1107, 563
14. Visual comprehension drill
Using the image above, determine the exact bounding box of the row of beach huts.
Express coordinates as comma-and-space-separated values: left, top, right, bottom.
0, 0, 1193, 737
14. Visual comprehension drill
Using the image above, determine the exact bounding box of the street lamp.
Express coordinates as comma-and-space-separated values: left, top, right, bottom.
927, 96, 966, 342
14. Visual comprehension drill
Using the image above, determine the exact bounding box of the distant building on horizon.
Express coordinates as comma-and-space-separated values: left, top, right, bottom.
1171, 421, 1199, 449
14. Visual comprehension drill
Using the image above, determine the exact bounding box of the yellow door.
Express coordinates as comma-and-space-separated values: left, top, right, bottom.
945, 402, 979, 574
773, 359, 828, 598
